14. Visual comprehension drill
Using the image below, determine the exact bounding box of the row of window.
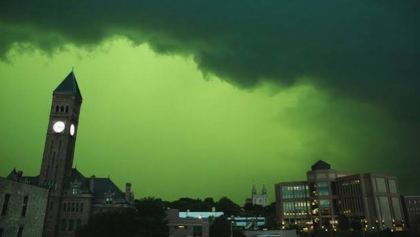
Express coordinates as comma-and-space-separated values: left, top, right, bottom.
1, 194, 28, 217
63, 202, 84, 213
281, 185, 309, 199
54, 105, 70, 113
61, 219, 82, 232
0, 226, 23, 237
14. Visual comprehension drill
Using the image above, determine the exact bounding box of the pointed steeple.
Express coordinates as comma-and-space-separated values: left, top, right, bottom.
261, 185, 267, 194
54, 71, 82, 99
252, 184, 257, 195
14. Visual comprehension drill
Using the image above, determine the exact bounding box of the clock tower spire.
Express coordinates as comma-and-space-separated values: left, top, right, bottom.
38, 71, 82, 193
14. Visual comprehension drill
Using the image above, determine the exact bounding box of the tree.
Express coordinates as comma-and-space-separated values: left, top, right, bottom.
210, 216, 245, 237
216, 197, 241, 216
77, 197, 168, 237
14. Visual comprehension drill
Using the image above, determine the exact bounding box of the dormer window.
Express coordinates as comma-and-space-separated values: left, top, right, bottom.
71, 180, 81, 195
104, 191, 115, 204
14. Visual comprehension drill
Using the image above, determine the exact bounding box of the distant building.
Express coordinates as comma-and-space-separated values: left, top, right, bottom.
246, 185, 269, 207
167, 209, 220, 237
275, 160, 405, 232
0, 177, 49, 237
402, 196, 420, 236
3, 72, 134, 237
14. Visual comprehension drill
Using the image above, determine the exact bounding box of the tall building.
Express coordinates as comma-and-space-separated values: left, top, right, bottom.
0, 177, 49, 237
4, 72, 134, 237
402, 196, 420, 236
275, 160, 405, 232
246, 185, 269, 207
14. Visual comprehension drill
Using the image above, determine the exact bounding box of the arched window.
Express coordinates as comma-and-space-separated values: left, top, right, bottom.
60, 106, 64, 112
63, 203, 67, 212
65, 106, 69, 113
55, 105, 59, 112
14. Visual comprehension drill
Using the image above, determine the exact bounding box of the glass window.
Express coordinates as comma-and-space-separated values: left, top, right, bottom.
318, 182, 329, 196
388, 180, 397, 193
379, 197, 392, 227
392, 197, 402, 221
376, 178, 387, 193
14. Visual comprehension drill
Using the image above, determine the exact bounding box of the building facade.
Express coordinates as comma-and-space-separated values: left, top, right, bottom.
166, 209, 217, 237
4, 72, 134, 237
246, 185, 269, 207
0, 177, 49, 237
275, 160, 405, 232
402, 196, 420, 236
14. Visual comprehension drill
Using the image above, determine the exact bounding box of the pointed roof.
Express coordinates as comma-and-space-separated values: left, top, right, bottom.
252, 184, 257, 194
54, 71, 82, 98
261, 185, 267, 194
311, 160, 331, 171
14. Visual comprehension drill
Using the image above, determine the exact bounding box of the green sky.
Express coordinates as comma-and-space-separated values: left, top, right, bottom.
1, 38, 417, 203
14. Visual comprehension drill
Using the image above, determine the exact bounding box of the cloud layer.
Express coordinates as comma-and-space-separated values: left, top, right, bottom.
1, 0, 419, 120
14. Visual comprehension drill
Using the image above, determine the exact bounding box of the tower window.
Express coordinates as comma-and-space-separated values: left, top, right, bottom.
65, 106, 69, 113
60, 106, 64, 112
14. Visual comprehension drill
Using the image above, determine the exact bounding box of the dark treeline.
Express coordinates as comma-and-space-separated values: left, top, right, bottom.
76, 196, 275, 237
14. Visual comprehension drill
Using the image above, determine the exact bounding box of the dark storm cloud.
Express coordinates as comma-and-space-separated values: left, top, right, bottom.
0, 0, 420, 119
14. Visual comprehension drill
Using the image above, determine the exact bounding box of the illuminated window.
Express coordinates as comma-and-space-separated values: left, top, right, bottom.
389, 180, 397, 193
376, 178, 387, 193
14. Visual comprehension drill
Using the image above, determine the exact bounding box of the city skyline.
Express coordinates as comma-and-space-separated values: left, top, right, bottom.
1, 1, 420, 204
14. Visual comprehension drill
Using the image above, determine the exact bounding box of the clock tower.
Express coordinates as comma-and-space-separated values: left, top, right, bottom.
39, 71, 82, 193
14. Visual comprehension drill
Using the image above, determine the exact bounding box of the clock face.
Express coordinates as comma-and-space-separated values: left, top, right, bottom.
70, 124, 75, 136
52, 121, 65, 133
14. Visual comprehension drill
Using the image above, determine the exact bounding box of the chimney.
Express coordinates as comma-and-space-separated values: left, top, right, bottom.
89, 175, 95, 193
125, 183, 132, 202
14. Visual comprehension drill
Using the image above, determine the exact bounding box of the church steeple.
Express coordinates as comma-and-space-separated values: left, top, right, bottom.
54, 71, 82, 99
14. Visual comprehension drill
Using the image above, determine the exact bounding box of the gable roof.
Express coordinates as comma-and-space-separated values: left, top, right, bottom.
54, 71, 82, 98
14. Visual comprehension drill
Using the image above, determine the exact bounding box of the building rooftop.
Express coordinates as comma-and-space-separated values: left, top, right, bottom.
311, 160, 331, 171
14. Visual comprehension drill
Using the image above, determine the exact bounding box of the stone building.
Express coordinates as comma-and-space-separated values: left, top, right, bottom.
246, 185, 269, 207
4, 71, 134, 237
0, 177, 49, 237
